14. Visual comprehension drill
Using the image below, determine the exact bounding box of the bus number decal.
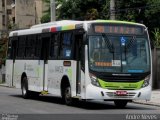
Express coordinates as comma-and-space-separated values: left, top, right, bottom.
112, 60, 121, 66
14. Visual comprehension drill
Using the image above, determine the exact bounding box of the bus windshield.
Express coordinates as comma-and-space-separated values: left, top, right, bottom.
88, 35, 150, 73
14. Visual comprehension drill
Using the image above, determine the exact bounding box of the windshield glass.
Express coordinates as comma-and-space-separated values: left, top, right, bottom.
88, 35, 150, 73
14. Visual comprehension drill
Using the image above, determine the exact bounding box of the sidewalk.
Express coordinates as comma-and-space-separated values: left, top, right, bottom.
134, 90, 160, 107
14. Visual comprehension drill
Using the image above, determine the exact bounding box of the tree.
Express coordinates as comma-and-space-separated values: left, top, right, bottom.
41, 0, 50, 23
41, 0, 160, 36
41, 0, 109, 21
41, 13, 50, 23
57, 0, 81, 20
85, 8, 99, 20
115, 0, 148, 22
0, 32, 8, 66
152, 28, 160, 47
145, 0, 160, 31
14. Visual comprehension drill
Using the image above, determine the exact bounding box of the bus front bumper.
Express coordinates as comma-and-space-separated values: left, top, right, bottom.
85, 84, 151, 101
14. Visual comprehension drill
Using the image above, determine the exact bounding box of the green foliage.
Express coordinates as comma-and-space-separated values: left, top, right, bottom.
42, 0, 110, 20
41, 14, 50, 23
0, 36, 8, 65
41, 0, 160, 46
145, 0, 160, 31
41, 0, 50, 23
152, 28, 160, 47
116, 0, 148, 22
85, 8, 99, 20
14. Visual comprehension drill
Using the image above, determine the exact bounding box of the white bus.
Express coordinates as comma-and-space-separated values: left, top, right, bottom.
6, 20, 152, 108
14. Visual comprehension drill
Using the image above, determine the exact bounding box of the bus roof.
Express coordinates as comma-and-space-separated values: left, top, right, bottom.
9, 20, 146, 37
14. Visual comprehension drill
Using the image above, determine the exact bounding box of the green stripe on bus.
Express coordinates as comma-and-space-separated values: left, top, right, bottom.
95, 20, 143, 26
62, 25, 75, 31
98, 79, 144, 90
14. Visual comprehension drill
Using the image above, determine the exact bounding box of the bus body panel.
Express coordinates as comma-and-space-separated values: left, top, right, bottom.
47, 60, 77, 97
85, 84, 151, 100
80, 70, 85, 98
5, 60, 13, 87
44, 63, 48, 91
13, 60, 44, 92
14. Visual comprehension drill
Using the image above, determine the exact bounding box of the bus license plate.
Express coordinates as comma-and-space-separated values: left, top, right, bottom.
115, 91, 128, 96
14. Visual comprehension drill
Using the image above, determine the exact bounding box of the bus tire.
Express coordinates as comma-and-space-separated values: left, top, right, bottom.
64, 86, 73, 105
114, 100, 128, 108
21, 76, 30, 99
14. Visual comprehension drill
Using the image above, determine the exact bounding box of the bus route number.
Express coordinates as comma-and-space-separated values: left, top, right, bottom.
112, 60, 121, 66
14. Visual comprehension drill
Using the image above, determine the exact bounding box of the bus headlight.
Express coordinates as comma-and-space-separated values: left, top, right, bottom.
142, 75, 150, 88
90, 74, 100, 87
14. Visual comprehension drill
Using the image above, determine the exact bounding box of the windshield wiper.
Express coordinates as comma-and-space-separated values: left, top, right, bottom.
126, 36, 136, 50
102, 34, 115, 60
123, 36, 136, 61
102, 34, 114, 53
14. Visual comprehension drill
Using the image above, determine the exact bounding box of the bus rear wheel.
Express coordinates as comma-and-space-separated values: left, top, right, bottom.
114, 100, 128, 108
21, 77, 30, 99
64, 86, 73, 105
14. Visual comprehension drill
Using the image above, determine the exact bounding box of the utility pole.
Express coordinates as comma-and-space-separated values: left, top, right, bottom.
50, 0, 56, 21
110, 0, 115, 20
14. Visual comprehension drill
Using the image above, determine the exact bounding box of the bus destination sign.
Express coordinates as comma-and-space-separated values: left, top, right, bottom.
94, 25, 144, 35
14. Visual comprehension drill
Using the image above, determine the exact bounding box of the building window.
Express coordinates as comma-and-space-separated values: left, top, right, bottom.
7, 9, 12, 15
7, 0, 12, 5
2, 15, 5, 26
12, 0, 15, 4
2, 0, 5, 7
12, 17, 15, 24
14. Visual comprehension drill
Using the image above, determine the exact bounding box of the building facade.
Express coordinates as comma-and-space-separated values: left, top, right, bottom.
0, 0, 48, 83
0, 0, 12, 33
0, 0, 47, 32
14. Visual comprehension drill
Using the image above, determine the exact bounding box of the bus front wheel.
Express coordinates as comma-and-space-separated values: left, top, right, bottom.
114, 100, 128, 108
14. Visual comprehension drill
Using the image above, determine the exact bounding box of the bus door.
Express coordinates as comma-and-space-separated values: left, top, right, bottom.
74, 33, 85, 96
41, 34, 50, 91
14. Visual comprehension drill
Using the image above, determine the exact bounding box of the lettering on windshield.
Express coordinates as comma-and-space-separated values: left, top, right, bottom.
94, 60, 121, 67
95, 62, 112, 67
112, 60, 121, 66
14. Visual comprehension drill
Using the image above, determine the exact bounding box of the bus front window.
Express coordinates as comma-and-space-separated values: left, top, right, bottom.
88, 35, 150, 73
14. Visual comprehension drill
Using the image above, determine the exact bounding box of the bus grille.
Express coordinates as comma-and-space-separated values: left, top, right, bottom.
106, 92, 136, 98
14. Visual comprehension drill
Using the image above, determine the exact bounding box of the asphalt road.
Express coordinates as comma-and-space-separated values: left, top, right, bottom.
0, 86, 159, 120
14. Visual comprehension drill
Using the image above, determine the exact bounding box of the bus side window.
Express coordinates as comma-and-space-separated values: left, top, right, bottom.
50, 33, 59, 59
17, 36, 25, 59
35, 35, 41, 59
25, 36, 31, 58
60, 32, 72, 59
11, 37, 18, 61
25, 35, 36, 59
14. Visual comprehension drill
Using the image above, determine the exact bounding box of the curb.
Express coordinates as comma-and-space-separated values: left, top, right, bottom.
0, 84, 13, 88
133, 100, 160, 107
